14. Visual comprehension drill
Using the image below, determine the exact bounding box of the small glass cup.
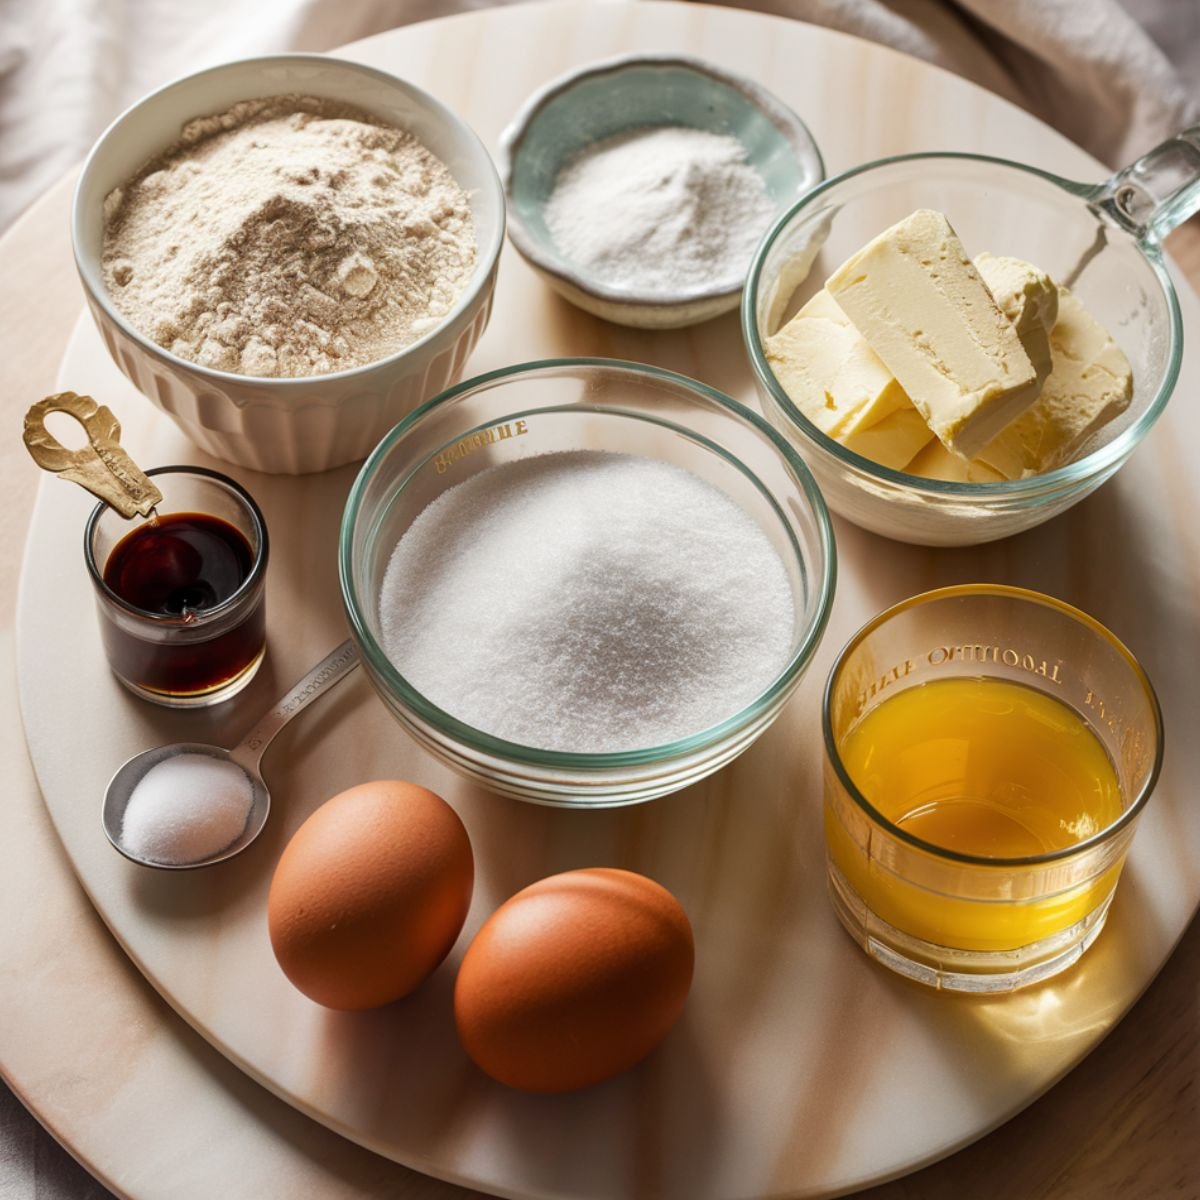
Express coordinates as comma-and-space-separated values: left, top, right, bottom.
85, 466, 269, 708
823, 584, 1163, 993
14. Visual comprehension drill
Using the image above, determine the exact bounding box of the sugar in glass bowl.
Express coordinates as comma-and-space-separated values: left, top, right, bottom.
500, 54, 824, 329
340, 358, 836, 806
72, 54, 505, 475
743, 143, 1197, 546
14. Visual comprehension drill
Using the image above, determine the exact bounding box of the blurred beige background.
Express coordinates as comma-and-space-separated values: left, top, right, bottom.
0, 0, 1197, 236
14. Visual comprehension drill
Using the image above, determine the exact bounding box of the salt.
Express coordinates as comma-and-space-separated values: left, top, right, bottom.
543, 125, 776, 294
121, 754, 254, 865
379, 451, 795, 753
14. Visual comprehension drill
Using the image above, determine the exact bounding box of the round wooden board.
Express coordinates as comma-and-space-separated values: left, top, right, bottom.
8, 4, 1200, 1199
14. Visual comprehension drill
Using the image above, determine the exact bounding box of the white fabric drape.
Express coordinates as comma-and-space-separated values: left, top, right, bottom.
0, 0, 1196, 230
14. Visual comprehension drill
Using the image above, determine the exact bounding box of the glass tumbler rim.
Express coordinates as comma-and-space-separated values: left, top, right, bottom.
339, 355, 837, 772
84, 464, 269, 626
821, 582, 1165, 869
742, 149, 1184, 503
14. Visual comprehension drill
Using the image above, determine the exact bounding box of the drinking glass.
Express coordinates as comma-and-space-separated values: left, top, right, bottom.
823, 584, 1163, 992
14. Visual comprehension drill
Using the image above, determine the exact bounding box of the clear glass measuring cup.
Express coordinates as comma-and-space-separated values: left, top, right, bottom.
744, 128, 1200, 545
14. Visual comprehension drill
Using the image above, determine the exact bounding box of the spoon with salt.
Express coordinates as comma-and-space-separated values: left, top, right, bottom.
102, 638, 361, 869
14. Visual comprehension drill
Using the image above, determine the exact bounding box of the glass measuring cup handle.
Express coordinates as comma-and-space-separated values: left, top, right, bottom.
1093, 125, 1200, 245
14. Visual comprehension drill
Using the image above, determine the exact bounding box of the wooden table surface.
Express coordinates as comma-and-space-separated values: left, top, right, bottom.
2, 28, 1199, 1200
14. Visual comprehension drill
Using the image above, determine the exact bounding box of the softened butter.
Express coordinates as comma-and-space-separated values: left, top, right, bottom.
906, 440, 1005, 483
913, 275, 1132, 482
972, 285, 1133, 479
974, 252, 1058, 385
765, 289, 933, 468
826, 209, 1038, 459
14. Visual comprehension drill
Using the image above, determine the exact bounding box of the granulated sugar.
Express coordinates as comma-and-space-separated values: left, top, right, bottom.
379, 451, 794, 753
102, 95, 476, 378
543, 125, 775, 294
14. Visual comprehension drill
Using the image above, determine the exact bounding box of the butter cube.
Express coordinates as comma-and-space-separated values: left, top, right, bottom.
843, 406, 939, 471
765, 290, 920, 443
907, 440, 1005, 484
826, 209, 1038, 459
909, 282, 1134, 482
973, 286, 1133, 478
975, 252, 1058, 386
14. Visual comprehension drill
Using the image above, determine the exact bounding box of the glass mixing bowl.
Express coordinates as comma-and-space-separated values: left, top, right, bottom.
743, 132, 1200, 545
340, 358, 836, 806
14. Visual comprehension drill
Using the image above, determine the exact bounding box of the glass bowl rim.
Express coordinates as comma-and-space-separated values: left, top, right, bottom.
742, 149, 1183, 500
84, 464, 270, 624
339, 355, 838, 770
821, 582, 1165, 868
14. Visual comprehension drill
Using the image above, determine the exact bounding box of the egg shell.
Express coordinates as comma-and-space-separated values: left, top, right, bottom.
268, 780, 473, 1010
454, 867, 694, 1093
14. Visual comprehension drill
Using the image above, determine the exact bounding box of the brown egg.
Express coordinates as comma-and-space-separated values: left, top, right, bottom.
268, 780, 473, 1010
454, 868, 694, 1092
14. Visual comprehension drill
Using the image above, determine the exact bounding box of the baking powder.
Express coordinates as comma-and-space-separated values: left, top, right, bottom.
543, 125, 775, 295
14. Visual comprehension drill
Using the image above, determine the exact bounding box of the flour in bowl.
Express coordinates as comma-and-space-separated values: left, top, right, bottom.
102, 95, 476, 378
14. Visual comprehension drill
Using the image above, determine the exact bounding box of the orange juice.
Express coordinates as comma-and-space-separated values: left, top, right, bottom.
826, 677, 1126, 952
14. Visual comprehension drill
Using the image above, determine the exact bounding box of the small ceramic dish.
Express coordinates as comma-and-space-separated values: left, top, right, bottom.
499, 54, 823, 329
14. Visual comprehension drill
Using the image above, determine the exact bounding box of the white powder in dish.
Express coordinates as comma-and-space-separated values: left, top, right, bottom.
121, 754, 253, 864
378, 450, 795, 753
543, 125, 776, 294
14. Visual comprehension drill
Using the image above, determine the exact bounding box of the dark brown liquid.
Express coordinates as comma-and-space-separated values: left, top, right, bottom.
105, 512, 253, 615
101, 512, 264, 696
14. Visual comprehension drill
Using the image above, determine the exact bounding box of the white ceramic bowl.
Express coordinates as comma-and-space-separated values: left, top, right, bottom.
73, 55, 505, 475
499, 54, 823, 329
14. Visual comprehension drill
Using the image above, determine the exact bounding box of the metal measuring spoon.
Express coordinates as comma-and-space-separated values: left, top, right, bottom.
103, 640, 361, 869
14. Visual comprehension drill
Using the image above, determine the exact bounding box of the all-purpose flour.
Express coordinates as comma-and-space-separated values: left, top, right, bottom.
102, 95, 476, 378
379, 450, 795, 753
